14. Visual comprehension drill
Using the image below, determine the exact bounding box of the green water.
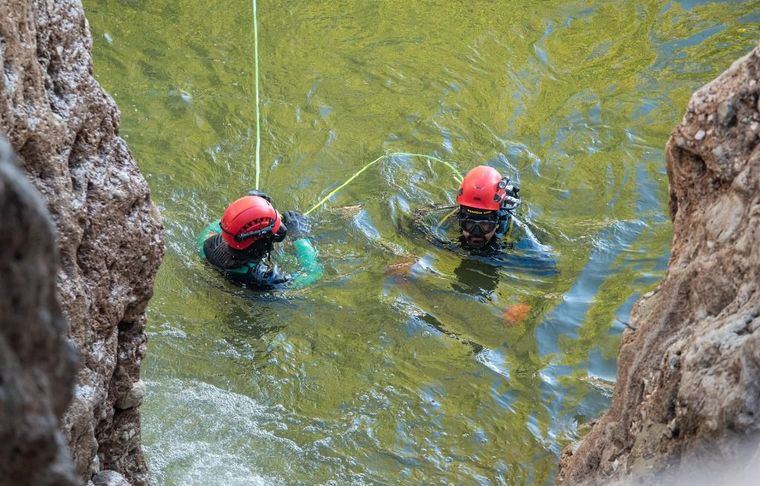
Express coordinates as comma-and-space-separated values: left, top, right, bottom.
83, 1, 758, 484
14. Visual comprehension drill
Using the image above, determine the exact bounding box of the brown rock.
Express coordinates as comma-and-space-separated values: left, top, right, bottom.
0, 1, 164, 484
0, 139, 79, 485
558, 44, 760, 484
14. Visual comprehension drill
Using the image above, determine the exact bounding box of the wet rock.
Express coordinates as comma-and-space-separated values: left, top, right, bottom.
0, 1, 164, 484
92, 470, 131, 486
0, 139, 79, 484
116, 380, 146, 410
558, 44, 760, 484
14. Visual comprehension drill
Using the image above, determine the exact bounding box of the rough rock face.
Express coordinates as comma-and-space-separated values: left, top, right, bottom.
0, 1, 164, 484
0, 139, 79, 485
558, 45, 760, 484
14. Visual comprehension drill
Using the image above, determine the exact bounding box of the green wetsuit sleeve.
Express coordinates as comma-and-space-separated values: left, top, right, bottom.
197, 220, 222, 260
288, 238, 323, 289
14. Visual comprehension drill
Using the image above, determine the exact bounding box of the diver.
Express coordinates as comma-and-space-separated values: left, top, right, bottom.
198, 191, 323, 290
455, 165, 523, 252
411, 165, 556, 280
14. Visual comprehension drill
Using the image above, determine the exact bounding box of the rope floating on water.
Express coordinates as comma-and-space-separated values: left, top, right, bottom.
438, 206, 459, 225
304, 152, 464, 216
393, 152, 464, 184
252, 0, 262, 190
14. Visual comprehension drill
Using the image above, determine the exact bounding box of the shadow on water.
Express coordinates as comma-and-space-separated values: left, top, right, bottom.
452, 258, 500, 298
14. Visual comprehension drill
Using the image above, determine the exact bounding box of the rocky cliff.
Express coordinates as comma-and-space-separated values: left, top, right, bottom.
0, 1, 164, 484
558, 45, 760, 484
0, 139, 79, 485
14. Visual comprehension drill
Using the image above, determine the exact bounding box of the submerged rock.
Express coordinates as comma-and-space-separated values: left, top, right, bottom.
558, 45, 760, 484
0, 1, 164, 484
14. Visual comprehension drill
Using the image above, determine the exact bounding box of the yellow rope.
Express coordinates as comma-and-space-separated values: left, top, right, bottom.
304, 153, 463, 216
252, 0, 262, 189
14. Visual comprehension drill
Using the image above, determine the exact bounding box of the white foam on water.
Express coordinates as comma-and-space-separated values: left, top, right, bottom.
142, 378, 301, 485
145, 440, 281, 486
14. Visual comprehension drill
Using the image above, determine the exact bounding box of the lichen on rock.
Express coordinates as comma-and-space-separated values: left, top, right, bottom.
558, 44, 760, 484
0, 0, 164, 484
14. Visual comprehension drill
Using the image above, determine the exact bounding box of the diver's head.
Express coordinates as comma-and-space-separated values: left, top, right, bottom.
458, 207, 499, 247
456, 165, 509, 248
220, 195, 286, 254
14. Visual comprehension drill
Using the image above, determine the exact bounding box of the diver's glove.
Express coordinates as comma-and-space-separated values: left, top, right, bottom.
283, 211, 311, 239
500, 180, 521, 213
247, 190, 273, 203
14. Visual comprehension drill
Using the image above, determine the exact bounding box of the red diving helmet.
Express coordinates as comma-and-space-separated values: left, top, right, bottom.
220, 196, 282, 250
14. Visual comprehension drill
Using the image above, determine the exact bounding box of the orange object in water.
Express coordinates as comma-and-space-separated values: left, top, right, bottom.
385, 259, 415, 279
503, 303, 532, 326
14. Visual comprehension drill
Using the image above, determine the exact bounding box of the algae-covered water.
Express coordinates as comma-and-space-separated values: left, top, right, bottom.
83, 1, 758, 484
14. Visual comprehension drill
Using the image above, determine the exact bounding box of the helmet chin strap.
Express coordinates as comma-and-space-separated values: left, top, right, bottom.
272, 223, 287, 242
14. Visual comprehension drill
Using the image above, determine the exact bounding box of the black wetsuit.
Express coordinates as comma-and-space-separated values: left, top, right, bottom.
202, 233, 289, 290
198, 220, 322, 291
411, 205, 558, 276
